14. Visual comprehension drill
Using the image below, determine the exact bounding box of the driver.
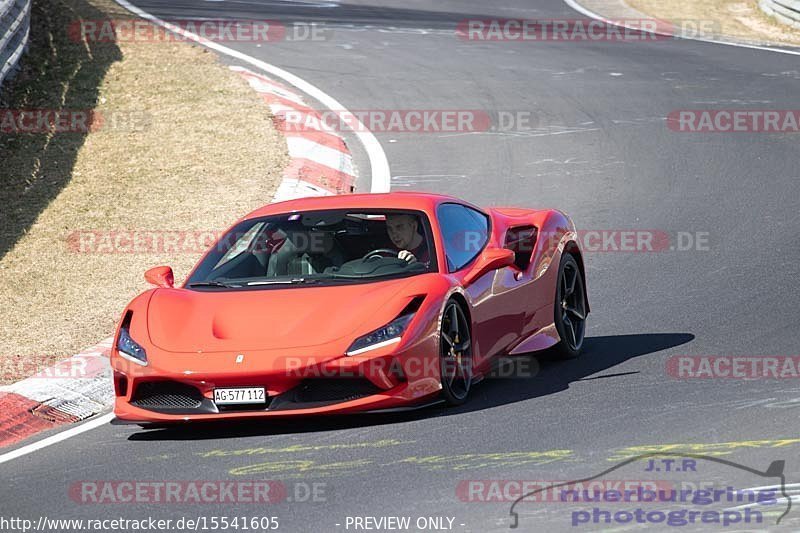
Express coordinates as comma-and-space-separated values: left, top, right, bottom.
385, 214, 430, 264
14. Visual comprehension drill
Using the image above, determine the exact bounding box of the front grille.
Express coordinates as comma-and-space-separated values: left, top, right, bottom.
295, 378, 382, 404
131, 381, 203, 410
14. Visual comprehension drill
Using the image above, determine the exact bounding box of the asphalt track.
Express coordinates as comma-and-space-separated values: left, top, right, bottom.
3, 0, 800, 531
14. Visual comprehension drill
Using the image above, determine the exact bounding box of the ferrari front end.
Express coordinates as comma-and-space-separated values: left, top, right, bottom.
111, 279, 448, 423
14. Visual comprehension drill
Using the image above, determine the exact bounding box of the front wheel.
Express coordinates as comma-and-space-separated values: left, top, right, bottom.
439, 299, 473, 406
553, 253, 587, 359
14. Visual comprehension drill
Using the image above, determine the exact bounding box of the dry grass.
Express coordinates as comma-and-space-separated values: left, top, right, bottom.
0, 0, 288, 383
627, 0, 800, 46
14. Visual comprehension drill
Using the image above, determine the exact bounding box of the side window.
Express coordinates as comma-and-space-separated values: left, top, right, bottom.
213, 222, 265, 270
437, 203, 490, 272
504, 226, 538, 270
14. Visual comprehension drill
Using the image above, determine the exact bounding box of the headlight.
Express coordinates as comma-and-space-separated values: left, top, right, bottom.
117, 327, 148, 366
346, 313, 415, 356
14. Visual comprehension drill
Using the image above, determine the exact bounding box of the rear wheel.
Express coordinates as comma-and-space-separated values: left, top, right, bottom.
440, 299, 473, 405
554, 253, 587, 359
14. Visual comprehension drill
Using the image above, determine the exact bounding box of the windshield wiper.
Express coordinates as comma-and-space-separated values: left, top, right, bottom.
187, 280, 239, 289
246, 278, 323, 286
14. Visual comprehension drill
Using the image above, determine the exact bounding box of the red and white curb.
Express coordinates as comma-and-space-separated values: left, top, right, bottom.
0, 339, 113, 447
231, 66, 357, 200
0, 68, 359, 450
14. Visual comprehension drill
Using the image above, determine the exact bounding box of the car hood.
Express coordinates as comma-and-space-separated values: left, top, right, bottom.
146, 278, 419, 353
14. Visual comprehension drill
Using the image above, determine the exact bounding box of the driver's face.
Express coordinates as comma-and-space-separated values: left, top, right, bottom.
386, 215, 418, 250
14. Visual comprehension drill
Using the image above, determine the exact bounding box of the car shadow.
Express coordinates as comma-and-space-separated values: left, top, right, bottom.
126, 333, 693, 441
449, 332, 695, 415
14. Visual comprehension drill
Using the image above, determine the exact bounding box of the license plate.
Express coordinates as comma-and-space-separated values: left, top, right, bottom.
213, 387, 266, 405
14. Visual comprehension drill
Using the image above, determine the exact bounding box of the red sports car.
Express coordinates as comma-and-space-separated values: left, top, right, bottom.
111, 192, 588, 423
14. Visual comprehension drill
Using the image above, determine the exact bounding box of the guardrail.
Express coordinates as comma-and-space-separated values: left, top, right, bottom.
0, 0, 30, 93
760, 0, 800, 29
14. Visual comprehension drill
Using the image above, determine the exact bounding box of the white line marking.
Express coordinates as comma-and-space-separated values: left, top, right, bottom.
727, 483, 800, 491
721, 483, 800, 510
0, 413, 114, 466
114, 0, 391, 192
563, 0, 800, 56
725, 496, 799, 511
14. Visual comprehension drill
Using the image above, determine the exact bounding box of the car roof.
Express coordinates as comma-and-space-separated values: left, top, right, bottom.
243, 192, 477, 220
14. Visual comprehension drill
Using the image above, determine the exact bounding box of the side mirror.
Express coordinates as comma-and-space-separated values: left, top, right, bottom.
463, 248, 515, 286
144, 266, 174, 288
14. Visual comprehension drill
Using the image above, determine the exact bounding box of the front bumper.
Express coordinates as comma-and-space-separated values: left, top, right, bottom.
111, 336, 442, 423
113, 382, 438, 422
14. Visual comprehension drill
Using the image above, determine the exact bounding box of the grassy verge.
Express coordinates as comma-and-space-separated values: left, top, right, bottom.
627, 0, 800, 46
0, 0, 288, 383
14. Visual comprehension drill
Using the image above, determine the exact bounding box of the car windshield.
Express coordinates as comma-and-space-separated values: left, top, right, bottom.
185, 209, 437, 289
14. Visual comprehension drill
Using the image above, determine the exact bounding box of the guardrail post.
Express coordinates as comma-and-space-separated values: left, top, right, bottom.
0, 0, 32, 95
759, 0, 800, 29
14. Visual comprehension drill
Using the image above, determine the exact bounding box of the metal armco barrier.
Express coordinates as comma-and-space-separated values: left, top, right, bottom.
0, 0, 30, 92
760, 0, 800, 29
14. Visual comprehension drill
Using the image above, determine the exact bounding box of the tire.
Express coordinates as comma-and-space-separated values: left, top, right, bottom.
439, 299, 473, 406
553, 253, 587, 359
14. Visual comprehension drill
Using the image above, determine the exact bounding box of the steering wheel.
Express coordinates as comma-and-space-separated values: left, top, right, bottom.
362, 248, 399, 262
